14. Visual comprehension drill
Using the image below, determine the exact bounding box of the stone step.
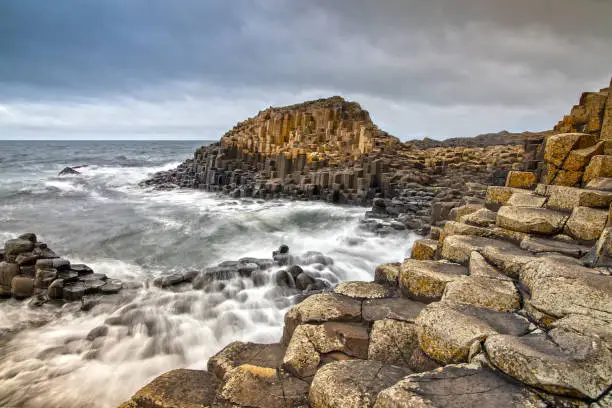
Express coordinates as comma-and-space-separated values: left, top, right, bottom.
442, 275, 521, 312
535, 184, 612, 211
496, 206, 568, 235
398, 259, 467, 302
410, 238, 438, 260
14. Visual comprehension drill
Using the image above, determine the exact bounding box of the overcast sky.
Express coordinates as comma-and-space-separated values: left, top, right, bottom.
1, 0, 611, 141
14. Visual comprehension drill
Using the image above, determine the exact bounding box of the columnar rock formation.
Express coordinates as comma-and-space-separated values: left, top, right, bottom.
123, 80, 612, 408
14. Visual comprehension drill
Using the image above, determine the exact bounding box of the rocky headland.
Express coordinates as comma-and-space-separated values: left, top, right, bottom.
123, 78, 610, 407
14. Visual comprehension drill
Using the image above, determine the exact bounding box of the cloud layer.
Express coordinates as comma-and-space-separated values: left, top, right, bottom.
1, 0, 611, 140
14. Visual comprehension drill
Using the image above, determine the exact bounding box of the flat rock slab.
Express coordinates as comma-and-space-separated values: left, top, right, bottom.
399, 259, 467, 302
368, 319, 418, 366
208, 341, 284, 381
416, 302, 530, 365
309, 360, 412, 408
481, 241, 538, 279
441, 235, 501, 265
496, 206, 568, 235
334, 281, 394, 299
362, 297, 426, 323
506, 192, 547, 208
221, 364, 309, 408
460, 208, 498, 227
468, 251, 512, 281
442, 275, 521, 312
374, 362, 541, 408
520, 235, 591, 258
119, 369, 219, 408
485, 329, 612, 400
545, 185, 612, 211
282, 293, 361, 346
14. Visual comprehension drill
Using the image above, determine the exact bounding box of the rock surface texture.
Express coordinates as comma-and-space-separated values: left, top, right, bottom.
121, 81, 612, 407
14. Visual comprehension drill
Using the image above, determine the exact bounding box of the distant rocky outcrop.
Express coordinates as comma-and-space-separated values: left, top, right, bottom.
408, 130, 554, 149
143, 96, 525, 234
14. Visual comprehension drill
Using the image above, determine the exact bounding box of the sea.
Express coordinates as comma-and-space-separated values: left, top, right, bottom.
0, 140, 418, 408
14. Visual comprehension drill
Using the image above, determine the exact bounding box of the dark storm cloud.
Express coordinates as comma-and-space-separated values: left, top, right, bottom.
1, 0, 611, 139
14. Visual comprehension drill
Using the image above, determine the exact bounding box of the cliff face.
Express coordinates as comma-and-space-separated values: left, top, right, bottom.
220, 96, 399, 161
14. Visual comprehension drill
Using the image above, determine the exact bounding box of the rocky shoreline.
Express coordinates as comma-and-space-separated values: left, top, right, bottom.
119, 79, 612, 407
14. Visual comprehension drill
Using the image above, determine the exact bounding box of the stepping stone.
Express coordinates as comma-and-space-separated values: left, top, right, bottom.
79, 273, 107, 282
415, 302, 530, 365
57, 270, 79, 283
460, 208, 497, 227
208, 341, 284, 381
485, 329, 612, 400
441, 234, 500, 265
442, 275, 521, 312
564, 206, 607, 241
283, 322, 369, 378
374, 362, 541, 408
496, 206, 568, 235
410, 238, 438, 260
153, 273, 185, 288
83, 279, 105, 294
374, 263, 400, 286
334, 281, 393, 299
399, 259, 467, 302
63, 282, 86, 301
505, 170, 537, 189
309, 360, 412, 408
368, 319, 418, 366
362, 297, 425, 323
481, 241, 538, 279
282, 293, 361, 346
506, 192, 546, 208
520, 235, 591, 258
70, 264, 94, 275
118, 369, 218, 408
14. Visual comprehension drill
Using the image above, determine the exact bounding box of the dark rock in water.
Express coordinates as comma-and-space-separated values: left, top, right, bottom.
273, 253, 292, 266
70, 264, 94, 275
275, 270, 295, 288
0, 249, 4, 262
15, 252, 37, 266
288, 265, 304, 279
86, 326, 109, 341
63, 283, 86, 301
153, 273, 185, 288
47, 279, 64, 299
279, 244, 290, 254
28, 295, 48, 308
18, 233, 37, 243
58, 270, 79, 283
35, 268, 57, 289
4, 238, 35, 262
295, 273, 315, 290
36, 258, 70, 270
83, 279, 105, 294
79, 273, 107, 282
100, 280, 122, 294
11, 276, 35, 299
237, 262, 258, 276
58, 167, 80, 176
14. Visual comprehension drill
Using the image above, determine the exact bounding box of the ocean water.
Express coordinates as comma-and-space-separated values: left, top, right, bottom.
0, 140, 419, 408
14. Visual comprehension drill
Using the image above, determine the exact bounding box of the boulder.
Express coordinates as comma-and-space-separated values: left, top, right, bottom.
334, 281, 393, 299
545, 185, 612, 211
368, 319, 418, 366
118, 369, 218, 408
410, 238, 438, 260
11, 276, 35, 298
564, 206, 608, 241
362, 297, 425, 323
442, 275, 521, 312
485, 329, 612, 400
520, 235, 591, 258
505, 171, 537, 189
18, 233, 37, 243
282, 293, 361, 346
308, 360, 412, 408
220, 364, 309, 408
440, 234, 500, 265
295, 272, 315, 290
448, 203, 482, 221
496, 206, 568, 235
374, 362, 541, 408
4, 238, 35, 262
506, 192, 547, 208
47, 279, 64, 299
374, 263, 400, 286
35, 267, 57, 289
0, 262, 20, 295
283, 322, 369, 377
58, 167, 81, 176
460, 208, 497, 227
62, 283, 86, 301
584, 155, 612, 185
398, 259, 467, 302
415, 302, 530, 364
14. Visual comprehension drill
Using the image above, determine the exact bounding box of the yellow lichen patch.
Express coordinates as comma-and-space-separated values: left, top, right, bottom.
237, 364, 277, 378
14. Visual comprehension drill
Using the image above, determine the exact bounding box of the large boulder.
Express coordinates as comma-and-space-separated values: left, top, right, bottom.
4, 238, 35, 262
485, 329, 612, 400
496, 206, 568, 235
415, 302, 530, 364
308, 360, 412, 408
282, 292, 361, 346
11, 276, 35, 298
374, 362, 541, 408
398, 259, 467, 302
208, 341, 283, 381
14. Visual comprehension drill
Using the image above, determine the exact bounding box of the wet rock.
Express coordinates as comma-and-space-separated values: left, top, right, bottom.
57, 270, 79, 283
309, 360, 412, 408
63, 283, 86, 301
279, 244, 290, 254
118, 369, 218, 408
35, 267, 57, 289
334, 281, 393, 299
11, 276, 35, 299
485, 328, 612, 400
152, 273, 185, 288
274, 269, 295, 288
83, 279, 105, 294
362, 297, 426, 323
368, 319, 418, 366
295, 272, 315, 290
416, 302, 530, 364
4, 238, 35, 262
86, 325, 109, 341
18, 233, 37, 243
282, 293, 362, 347
374, 362, 541, 408
288, 265, 304, 279
47, 278, 64, 299
100, 279, 122, 294
36, 258, 70, 270
79, 272, 107, 282
58, 166, 81, 176
70, 264, 94, 275
0, 262, 20, 296
399, 259, 467, 302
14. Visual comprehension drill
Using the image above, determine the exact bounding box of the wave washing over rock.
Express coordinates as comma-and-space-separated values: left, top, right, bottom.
0, 141, 419, 408
120, 82, 612, 407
